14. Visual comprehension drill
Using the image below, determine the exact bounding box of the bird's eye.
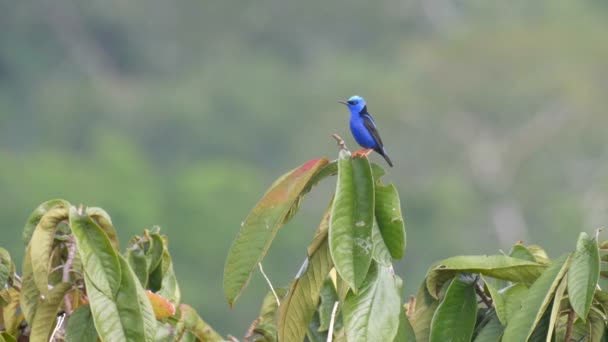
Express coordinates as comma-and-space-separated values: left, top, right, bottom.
348, 100, 357, 105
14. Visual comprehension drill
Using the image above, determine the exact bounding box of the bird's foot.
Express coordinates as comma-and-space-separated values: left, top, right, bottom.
352, 148, 373, 158
352, 148, 367, 157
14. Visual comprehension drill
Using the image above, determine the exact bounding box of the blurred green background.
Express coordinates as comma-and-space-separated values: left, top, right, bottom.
2, 0, 608, 335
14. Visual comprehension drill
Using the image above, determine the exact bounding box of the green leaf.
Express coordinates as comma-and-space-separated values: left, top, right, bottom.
29, 206, 69, 295
393, 308, 416, 342
0, 248, 13, 289
0, 332, 16, 342
546, 275, 568, 342
429, 274, 478, 342
568, 232, 600, 321
22, 199, 70, 245
154, 246, 181, 305
179, 304, 224, 341
65, 304, 99, 342
2, 288, 22, 336
473, 311, 503, 342
318, 278, 340, 332
329, 154, 374, 291
278, 240, 333, 342
426, 255, 545, 299
374, 183, 406, 259
223, 158, 330, 305
411, 283, 439, 341
371, 221, 392, 266
502, 284, 529, 324
87, 256, 157, 342
29, 282, 71, 342
70, 207, 121, 298
20, 247, 40, 325
126, 243, 149, 287
588, 306, 606, 342
343, 263, 402, 342
502, 254, 570, 341
253, 288, 287, 341
87, 207, 120, 250
509, 243, 536, 262
481, 276, 506, 325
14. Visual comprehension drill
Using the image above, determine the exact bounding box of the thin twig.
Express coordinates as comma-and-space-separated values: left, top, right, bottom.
475, 281, 493, 308
564, 308, 576, 342
327, 301, 340, 342
49, 312, 66, 341
258, 263, 280, 306
63, 236, 77, 314
406, 295, 416, 318
243, 317, 260, 342
331, 134, 349, 153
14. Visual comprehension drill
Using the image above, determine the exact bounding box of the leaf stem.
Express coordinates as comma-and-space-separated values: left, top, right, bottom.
474, 280, 493, 308
63, 236, 76, 314
258, 263, 280, 306
327, 301, 340, 342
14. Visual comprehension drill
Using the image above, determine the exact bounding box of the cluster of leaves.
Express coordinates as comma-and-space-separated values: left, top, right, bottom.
409, 233, 608, 341
0, 200, 222, 342
224, 147, 409, 341
224, 151, 608, 341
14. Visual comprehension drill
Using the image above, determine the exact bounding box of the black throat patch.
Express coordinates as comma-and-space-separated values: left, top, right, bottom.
358, 106, 368, 115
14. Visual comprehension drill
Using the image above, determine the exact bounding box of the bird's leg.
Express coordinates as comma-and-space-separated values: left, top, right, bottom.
352, 148, 367, 157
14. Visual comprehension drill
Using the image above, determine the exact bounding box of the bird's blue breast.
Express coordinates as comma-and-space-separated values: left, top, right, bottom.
350, 115, 378, 149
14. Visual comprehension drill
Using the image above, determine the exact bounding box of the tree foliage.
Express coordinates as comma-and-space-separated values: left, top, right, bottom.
2, 150, 608, 341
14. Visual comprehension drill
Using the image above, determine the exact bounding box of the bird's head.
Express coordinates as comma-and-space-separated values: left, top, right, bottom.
339, 95, 367, 114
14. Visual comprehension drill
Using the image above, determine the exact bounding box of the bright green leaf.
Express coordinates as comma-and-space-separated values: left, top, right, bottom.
70, 207, 121, 298
343, 263, 402, 342
426, 255, 545, 299
481, 276, 506, 325
502, 254, 570, 341
375, 183, 406, 259
65, 304, 98, 342
429, 274, 478, 342
502, 284, 529, 324
224, 158, 330, 305
29, 282, 71, 342
329, 154, 374, 291
568, 232, 600, 321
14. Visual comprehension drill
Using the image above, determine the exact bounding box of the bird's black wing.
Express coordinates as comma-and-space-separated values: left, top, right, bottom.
362, 113, 385, 150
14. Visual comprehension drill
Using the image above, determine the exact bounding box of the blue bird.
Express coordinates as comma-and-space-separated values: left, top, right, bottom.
339, 95, 393, 167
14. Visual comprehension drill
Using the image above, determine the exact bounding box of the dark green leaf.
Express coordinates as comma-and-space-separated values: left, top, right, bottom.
224, 158, 330, 305
411, 283, 439, 341
329, 153, 374, 291
375, 183, 406, 259
30, 207, 68, 295
65, 304, 99, 342
318, 278, 339, 332
371, 221, 392, 266
22, 199, 70, 245
473, 311, 503, 342
568, 232, 600, 321
393, 303, 416, 342
547, 275, 568, 342
429, 274, 478, 342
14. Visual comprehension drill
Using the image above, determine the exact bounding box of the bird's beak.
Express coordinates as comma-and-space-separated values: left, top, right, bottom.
338, 101, 348, 105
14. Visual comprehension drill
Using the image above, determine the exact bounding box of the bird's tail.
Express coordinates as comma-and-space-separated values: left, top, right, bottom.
377, 149, 393, 167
